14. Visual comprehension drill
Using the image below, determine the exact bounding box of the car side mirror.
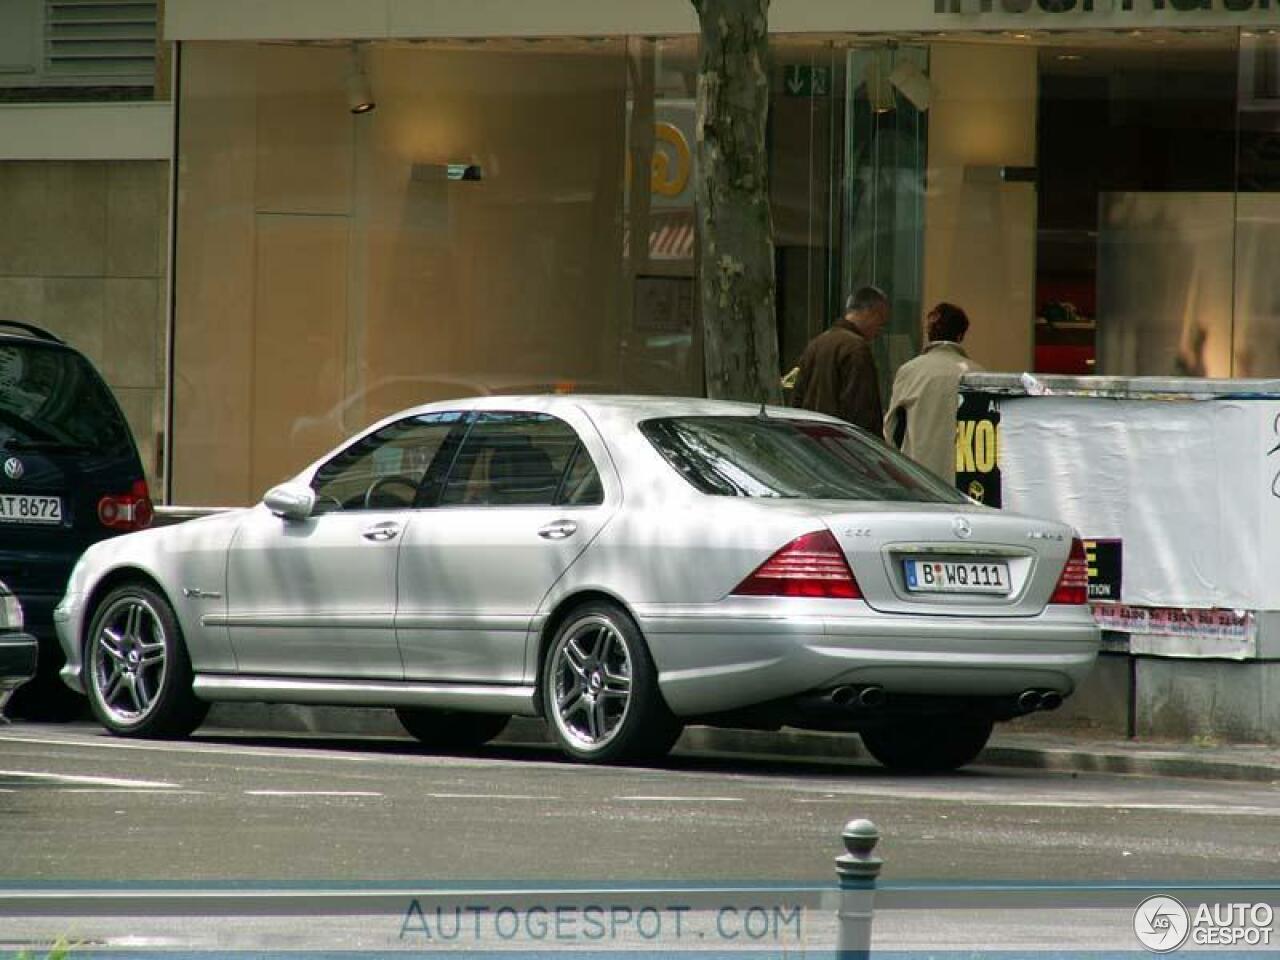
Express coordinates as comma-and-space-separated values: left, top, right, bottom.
263, 482, 316, 522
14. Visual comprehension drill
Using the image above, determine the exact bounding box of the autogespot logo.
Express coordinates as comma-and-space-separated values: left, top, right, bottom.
1134, 896, 1191, 953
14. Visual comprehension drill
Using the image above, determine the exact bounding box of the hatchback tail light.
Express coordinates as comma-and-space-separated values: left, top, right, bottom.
1049, 537, 1089, 605
98, 479, 154, 532
732, 529, 862, 599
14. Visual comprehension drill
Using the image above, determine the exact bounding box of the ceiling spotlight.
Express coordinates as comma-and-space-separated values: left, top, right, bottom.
345, 43, 376, 115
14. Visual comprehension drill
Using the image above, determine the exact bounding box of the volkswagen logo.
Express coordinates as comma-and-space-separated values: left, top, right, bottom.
3, 457, 23, 481
952, 516, 973, 540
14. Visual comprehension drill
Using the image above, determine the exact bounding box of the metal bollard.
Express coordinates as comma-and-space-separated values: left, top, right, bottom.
835, 818, 883, 959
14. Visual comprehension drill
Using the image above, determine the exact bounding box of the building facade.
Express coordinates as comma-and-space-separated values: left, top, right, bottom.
154, 0, 1280, 505
0, 0, 171, 495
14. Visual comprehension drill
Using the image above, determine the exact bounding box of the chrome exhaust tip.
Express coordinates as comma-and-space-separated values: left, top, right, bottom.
830, 685, 857, 707
1039, 691, 1063, 711
856, 685, 886, 709
1017, 689, 1042, 712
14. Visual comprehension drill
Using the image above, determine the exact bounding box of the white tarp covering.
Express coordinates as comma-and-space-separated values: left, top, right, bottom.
997, 395, 1280, 615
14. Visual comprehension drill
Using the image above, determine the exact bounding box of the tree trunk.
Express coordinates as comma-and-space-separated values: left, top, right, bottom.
691, 0, 780, 404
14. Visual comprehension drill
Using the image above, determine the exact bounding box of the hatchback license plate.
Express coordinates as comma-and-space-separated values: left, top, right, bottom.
0, 494, 63, 524
905, 559, 1009, 594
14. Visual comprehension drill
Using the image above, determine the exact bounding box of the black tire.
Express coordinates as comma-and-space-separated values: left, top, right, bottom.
83, 583, 208, 738
859, 715, 994, 773
395, 708, 509, 749
541, 600, 682, 764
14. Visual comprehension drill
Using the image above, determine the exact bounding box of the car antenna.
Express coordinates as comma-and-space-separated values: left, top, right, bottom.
758, 398, 770, 419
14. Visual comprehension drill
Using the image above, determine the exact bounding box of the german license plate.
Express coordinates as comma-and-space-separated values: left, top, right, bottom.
905, 558, 1009, 594
0, 494, 63, 524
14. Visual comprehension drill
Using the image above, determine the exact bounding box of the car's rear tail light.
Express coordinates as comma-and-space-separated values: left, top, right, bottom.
732, 529, 862, 599
98, 479, 154, 532
1049, 537, 1089, 605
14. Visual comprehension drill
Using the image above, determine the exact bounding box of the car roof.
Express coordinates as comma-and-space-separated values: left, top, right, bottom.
393, 393, 839, 427
0, 321, 66, 345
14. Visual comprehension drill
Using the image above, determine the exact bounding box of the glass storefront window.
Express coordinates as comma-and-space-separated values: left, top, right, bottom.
171, 34, 861, 506
174, 38, 693, 505
843, 43, 929, 401
169, 25, 1280, 506
1043, 31, 1241, 378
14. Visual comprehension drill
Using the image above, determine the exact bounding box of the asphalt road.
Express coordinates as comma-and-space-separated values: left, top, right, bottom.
2, 723, 1278, 953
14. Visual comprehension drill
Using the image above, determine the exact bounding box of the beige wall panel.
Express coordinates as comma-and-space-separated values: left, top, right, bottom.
0, 161, 107, 277
254, 45, 353, 216
0, 103, 172, 161
924, 44, 1037, 375
174, 42, 631, 502
42, 162, 109, 277
106, 161, 168, 278
114, 386, 162, 490
355, 46, 626, 396
165, 0, 1280, 41
250, 214, 349, 495
172, 42, 259, 506
387, 0, 695, 38
0, 278, 42, 321
167, 0, 390, 41
0, 163, 49, 276
0, 155, 169, 490
103, 278, 161, 388
42, 278, 105, 366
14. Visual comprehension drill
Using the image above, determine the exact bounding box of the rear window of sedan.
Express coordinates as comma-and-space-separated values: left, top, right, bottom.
639, 416, 968, 503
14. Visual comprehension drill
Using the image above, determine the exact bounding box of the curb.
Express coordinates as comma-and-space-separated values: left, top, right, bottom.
202, 705, 1280, 784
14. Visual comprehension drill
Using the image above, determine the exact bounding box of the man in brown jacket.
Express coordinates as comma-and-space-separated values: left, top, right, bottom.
790, 286, 890, 434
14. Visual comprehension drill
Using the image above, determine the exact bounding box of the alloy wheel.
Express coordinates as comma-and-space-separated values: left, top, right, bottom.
550, 614, 633, 751
89, 595, 169, 726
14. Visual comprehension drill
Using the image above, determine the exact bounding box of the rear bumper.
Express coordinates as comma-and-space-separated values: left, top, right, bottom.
635, 600, 1100, 717
0, 631, 38, 696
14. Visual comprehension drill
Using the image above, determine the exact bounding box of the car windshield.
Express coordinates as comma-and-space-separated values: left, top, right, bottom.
0, 341, 132, 455
640, 415, 968, 503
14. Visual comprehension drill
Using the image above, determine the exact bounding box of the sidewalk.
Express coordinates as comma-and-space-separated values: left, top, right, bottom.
203, 705, 1280, 784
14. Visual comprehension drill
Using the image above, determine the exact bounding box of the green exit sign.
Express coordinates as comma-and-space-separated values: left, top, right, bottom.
783, 65, 831, 98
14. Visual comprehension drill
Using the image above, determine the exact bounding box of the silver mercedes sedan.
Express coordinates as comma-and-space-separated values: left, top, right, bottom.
55, 395, 1098, 771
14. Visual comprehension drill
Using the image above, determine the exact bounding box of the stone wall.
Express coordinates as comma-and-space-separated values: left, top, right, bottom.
0, 159, 169, 494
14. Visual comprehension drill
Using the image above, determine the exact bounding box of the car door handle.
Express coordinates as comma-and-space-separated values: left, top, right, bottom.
361, 521, 402, 542
537, 520, 578, 540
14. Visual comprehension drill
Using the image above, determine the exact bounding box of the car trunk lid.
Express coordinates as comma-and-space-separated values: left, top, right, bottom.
817, 502, 1075, 617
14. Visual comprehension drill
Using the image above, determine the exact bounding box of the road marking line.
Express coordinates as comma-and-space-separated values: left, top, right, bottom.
1000, 800, 1280, 815
0, 769, 179, 789
615, 795, 746, 803
790, 791, 1280, 816
59, 788, 203, 795
0, 731, 460, 766
426, 792, 547, 800
244, 790, 383, 798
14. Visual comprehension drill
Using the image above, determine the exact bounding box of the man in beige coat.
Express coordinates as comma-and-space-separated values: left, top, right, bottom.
883, 302, 981, 485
